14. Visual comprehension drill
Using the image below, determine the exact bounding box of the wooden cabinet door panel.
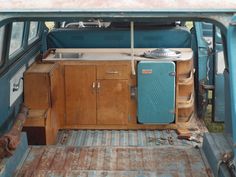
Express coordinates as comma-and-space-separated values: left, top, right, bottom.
24, 73, 50, 109
97, 80, 129, 125
65, 65, 96, 125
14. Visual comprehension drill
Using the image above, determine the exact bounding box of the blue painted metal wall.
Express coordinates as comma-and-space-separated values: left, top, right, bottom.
224, 70, 232, 135
0, 133, 28, 177
0, 45, 40, 134
227, 15, 236, 164
214, 75, 225, 122
194, 22, 210, 118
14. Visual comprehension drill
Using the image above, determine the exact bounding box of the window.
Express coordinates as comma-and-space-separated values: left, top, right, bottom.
0, 27, 4, 64
9, 22, 24, 56
28, 22, 39, 43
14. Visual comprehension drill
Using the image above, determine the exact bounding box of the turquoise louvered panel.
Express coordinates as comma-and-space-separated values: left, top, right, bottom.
138, 61, 175, 124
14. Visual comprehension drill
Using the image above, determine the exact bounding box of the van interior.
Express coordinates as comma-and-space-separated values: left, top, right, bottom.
0, 19, 233, 177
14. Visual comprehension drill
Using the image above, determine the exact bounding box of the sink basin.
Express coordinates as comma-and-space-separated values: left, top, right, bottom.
54, 52, 83, 59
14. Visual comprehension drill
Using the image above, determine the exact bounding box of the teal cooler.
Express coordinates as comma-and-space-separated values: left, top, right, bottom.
137, 61, 175, 124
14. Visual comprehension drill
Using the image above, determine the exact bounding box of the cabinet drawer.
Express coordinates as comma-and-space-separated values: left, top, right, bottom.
97, 65, 130, 79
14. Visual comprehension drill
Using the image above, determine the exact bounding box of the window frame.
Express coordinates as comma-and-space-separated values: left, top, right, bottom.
0, 26, 5, 67
27, 21, 39, 44
3, 21, 42, 70
8, 22, 26, 60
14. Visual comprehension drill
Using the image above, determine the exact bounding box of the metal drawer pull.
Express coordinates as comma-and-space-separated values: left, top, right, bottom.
97, 82, 101, 89
106, 71, 119, 74
92, 82, 96, 89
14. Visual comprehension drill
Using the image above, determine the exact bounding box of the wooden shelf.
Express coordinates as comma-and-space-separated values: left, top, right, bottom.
176, 58, 194, 123
178, 71, 193, 85
178, 93, 194, 109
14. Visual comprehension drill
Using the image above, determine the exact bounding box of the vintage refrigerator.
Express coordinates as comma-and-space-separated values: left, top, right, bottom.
137, 61, 176, 124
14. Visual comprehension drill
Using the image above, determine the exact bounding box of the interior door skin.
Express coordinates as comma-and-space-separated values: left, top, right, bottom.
97, 79, 129, 125
65, 65, 97, 125
194, 22, 213, 118
195, 22, 226, 122
213, 26, 225, 122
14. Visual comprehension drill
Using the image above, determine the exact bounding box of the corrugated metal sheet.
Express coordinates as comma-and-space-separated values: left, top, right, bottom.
57, 130, 199, 147
0, 0, 236, 12
15, 146, 209, 177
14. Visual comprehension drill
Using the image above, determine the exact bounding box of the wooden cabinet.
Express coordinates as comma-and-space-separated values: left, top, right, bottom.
23, 109, 56, 145
97, 80, 129, 125
24, 62, 64, 145
24, 63, 55, 109
64, 63, 130, 126
97, 64, 129, 80
65, 65, 97, 125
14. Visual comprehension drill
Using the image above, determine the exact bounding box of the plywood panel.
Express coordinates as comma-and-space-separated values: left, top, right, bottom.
24, 109, 47, 127
97, 80, 129, 125
24, 73, 50, 109
50, 64, 65, 129
65, 65, 97, 125
176, 58, 194, 123
176, 60, 193, 75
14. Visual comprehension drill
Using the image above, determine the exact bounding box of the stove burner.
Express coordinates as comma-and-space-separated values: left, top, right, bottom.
143, 48, 181, 59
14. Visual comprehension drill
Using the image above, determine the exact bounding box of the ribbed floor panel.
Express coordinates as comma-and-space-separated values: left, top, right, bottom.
15, 146, 209, 177
57, 130, 200, 147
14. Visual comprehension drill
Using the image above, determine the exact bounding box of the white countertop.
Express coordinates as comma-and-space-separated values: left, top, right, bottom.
44, 48, 193, 62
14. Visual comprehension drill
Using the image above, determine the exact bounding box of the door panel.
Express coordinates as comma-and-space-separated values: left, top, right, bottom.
194, 22, 211, 118
65, 65, 96, 125
214, 43, 225, 122
195, 22, 226, 122
97, 79, 129, 125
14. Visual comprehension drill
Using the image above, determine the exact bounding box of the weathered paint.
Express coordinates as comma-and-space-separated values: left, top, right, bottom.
202, 133, 233, 177
0, 105, 28, 158
0, 46, 40, 133
227, 14, 236, 165
57, 130, 202, 147
0, 133, 28, 177
15, 146, 209, 177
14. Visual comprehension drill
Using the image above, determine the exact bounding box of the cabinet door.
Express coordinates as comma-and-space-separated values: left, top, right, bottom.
97, 80, 129, 125
65, 65, 96, 125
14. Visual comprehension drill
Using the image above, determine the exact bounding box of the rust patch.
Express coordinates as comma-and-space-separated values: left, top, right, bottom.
0, 104, 28, 159
15, 146, 210, 177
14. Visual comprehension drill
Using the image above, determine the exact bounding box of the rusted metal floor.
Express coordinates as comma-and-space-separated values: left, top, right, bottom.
15, 146, 209, 177
57, 130, 200, 147
14, 130, 211, 177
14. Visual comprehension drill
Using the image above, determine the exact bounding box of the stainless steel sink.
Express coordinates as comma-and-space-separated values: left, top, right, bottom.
54, 52, 83, 59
